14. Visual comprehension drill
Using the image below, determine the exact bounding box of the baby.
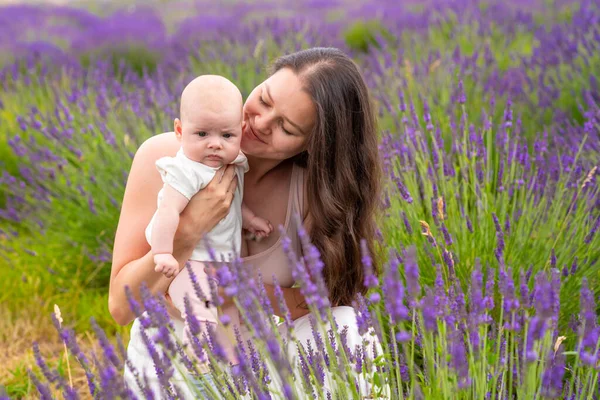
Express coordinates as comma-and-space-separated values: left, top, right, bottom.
144, 75, 272, 352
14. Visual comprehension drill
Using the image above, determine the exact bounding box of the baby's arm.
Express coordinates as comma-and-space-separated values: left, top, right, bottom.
242, 202, 273, 241
151, 184, 190, 278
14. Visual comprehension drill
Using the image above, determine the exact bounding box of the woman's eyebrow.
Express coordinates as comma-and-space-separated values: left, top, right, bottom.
264, 83, 307, 135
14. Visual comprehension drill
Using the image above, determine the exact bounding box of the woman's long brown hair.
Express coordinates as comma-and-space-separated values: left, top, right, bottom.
270, 47, 382, 307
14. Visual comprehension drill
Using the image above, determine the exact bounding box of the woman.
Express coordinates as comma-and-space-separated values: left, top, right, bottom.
109, 47, 382, 397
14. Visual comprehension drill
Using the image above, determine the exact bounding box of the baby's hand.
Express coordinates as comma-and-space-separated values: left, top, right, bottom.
246, 216, 273, 242
154, 253, 180, 278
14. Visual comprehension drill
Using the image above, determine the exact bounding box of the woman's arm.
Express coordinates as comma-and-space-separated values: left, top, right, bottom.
108, 132, 238, 325
264, 285, 311, 321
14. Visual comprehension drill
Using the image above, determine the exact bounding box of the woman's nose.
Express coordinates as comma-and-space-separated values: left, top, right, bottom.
254, 112, 272, 135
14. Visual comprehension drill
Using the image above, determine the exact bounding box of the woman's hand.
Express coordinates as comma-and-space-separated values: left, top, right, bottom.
173, 164, 238, 252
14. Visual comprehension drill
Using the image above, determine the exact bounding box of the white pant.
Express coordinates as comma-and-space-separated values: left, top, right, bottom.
123, 314, 198, 399
124, 307, 388, 399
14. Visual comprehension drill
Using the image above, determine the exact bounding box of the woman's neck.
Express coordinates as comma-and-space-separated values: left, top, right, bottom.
245, 154, 287, 184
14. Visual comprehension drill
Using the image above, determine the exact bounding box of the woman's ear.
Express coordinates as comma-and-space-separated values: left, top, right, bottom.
174, 118, 183, 141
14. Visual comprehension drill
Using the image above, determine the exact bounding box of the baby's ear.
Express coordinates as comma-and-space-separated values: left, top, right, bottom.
174, 118, 183, 140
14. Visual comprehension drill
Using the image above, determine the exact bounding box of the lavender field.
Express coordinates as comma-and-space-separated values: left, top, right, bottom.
0, 0, 599, 398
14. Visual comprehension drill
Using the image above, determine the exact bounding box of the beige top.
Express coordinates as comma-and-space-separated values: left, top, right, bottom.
221, 162, 305, 362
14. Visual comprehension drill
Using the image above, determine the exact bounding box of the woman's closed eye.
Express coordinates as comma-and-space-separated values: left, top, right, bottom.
259, 89, 293, 135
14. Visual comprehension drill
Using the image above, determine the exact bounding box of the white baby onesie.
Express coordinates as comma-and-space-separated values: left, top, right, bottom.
145, 148, 249, 262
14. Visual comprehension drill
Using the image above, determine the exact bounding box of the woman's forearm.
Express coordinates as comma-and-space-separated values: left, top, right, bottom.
263, 284, 311, 321
216, 283, 310, 321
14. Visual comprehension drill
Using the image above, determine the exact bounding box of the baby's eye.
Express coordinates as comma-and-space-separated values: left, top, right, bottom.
197, 131, 207, 137
223, 133, 233, 138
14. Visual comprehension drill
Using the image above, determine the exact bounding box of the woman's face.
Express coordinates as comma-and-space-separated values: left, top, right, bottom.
242, 68, 316, 161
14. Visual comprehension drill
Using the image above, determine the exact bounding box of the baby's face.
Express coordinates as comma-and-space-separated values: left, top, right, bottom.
178, 106, 242, 168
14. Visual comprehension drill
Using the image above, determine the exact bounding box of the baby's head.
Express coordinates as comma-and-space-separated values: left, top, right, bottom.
175, 75, 243, 167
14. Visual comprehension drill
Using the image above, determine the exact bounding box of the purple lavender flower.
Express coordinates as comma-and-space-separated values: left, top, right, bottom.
466, 215, 474, 233
28, 370, 53, 400
499, 266, 520, 330
448, 328, 471, 388
570, 257, 578, 274
519, 270, 531, 309
442, 249, 455, 276
33, 342, 57, 383
394, 174, 414, 203
469, 260, 492, 327
361, 238, 378, 289
457, 79, 467, 104
401, 211, 413, 235
403, 245, 420, 303
503, 98, 513, 128
272, 276, 293, 333
483, 268, 495, 311
353, 293, 373, 336
492, 213, 505, 264
440, 223, 453, 246
584, 215, 599, 244
578, 279, 599, 363
382, 255, 408, 324
421, 288, 438, 332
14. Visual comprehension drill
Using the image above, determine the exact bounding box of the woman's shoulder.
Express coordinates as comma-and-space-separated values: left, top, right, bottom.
126, 132, 180, 183
137, 132, 180, 158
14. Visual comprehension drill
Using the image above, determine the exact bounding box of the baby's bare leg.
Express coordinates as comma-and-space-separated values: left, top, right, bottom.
183, 260, 218, 323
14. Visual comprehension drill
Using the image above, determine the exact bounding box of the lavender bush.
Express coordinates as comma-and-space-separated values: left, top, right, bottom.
29, 238, 600, 398
0, 0, 599, 398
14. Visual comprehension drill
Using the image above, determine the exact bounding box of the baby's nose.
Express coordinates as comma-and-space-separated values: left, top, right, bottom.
208, 137, 222, 148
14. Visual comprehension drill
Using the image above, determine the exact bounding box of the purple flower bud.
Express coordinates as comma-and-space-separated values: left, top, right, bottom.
466, 215, 474, 233
402, 211, 413, 235
272, 276, 293, 333
584, 215, 599, 244
382, 256, 408, 324
395, 331, 412, 342
443, 249, 455, 276
421, 288, 438, 332
17, 116, 27, 131
403, 245, 420, 302
361, 239, 378, 289
570, 257, 578, 274
440, 223, 453, 246
353, 294, 373, 336
28, 370, 53, 400
33, 342, 57, 383
504, 98, 513, 128
457, 80, 467, 104
369, 292, 381, 303
395, 176, 413, 203
449, 328, 471, 388
492, 213, 505, 264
